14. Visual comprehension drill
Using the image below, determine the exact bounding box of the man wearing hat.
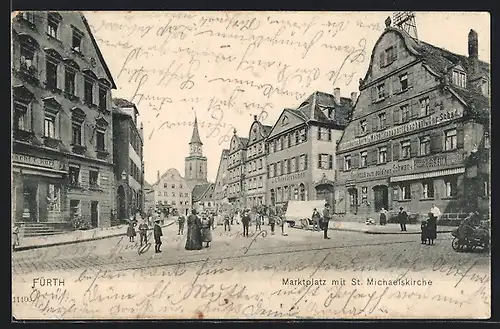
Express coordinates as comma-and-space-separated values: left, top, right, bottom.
242, 209, 251, 237
153, 219, 163, 253
321, 203, 332, 239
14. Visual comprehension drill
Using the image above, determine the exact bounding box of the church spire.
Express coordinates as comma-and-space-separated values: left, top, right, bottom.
189, 114, 203, 145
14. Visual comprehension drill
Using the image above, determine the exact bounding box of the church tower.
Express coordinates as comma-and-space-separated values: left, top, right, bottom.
184, 115, 208, 187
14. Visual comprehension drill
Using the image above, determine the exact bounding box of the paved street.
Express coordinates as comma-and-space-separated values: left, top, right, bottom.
12, 222, 488, 276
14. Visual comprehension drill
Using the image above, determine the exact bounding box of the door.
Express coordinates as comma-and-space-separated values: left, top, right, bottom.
22, 182, 38, 222
347, 188, 358, 214
315, 185, 334, 210
117, 186, 126, 219
373, 185, 388, 212
90, 201, 99, 228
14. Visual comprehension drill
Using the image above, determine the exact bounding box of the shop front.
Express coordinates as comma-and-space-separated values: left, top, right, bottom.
268, 170, 309, 209
12, 153, 67, 224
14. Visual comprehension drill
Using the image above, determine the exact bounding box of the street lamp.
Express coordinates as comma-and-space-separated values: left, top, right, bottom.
121, 170, 127, 181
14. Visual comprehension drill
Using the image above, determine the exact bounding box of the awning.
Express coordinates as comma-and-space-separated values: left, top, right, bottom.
13, 163, 66, 178
390, 167, 465, 183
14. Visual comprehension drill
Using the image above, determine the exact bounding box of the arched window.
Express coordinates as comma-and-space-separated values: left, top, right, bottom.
13, 86, 34, 135
63, 59, 80, 99
47, 12, 62, 40
270, 189, 276, 205
17, 33, 40, 79
300, 183, 306, 201
44, 48, 63, 91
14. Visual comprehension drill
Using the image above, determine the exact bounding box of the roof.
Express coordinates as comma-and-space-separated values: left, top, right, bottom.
262, 125, 273, 136
449, 86, 490, 124
192, 183, 213, 202
151, 168, 184, 187
189, 116, 203, 145
221, 149, 229, 155
113, 98, 136, 108
80, 13, 117, 89
239, 137, 249, 147
295, 91, 353, 126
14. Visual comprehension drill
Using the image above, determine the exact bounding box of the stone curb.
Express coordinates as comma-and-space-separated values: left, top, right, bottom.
329, 227, 454, 235
13, 221, 175, 252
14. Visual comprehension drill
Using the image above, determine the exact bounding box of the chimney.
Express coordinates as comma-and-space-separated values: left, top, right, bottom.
350, 92, 358, 105
468, 29, 478, 59
333, 88, 341, 105
254, 115, 258, 121
157, 170, 160, 182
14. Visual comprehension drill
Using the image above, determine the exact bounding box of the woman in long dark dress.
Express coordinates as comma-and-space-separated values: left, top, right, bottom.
185, 209, 202, 250
426, 212, 437, 245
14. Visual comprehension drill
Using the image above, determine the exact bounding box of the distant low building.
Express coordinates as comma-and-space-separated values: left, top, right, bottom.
150, 168, 191, 216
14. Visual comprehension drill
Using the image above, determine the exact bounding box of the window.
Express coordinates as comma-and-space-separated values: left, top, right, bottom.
172, 184, 176, 188
180, 184, 183, 188
319, 154, 333, 170
45, 60, 58, 90
401, 140, 411, 159
376, 84, 385, 99
65, 69, 76, 95
420, 136, 431, 155
422, 180, 434, 199
46, 184, 61, 211
452, 70, 467, 88
481, 79, 490, 97
445, 129, 457, 151
300, 184, 306, 201
483, 180, 489, 197
70, 200, 81, 219
172, 192, 176, 197
344, 155, 352, 171
299, 154, 307, 171
69, 166, 80, 186
300, 128, 307, 142
72, 27, 83, 51
383, 46, 397, 65
444, 177, 457, 198
359, 120, 367, 134
47, 13, 61, 39
399, 73, 408, 92
72, 122, 82, 145
164, 192, 168, 197
360, 151, 367, 167
158, 191, 161, 196
14, 100, 31, 131
378, 146, 387, 163
401, 105, 410, 122
378, 112, 387, 129
20, 43, 36, 74
96, 130, 105, 151
84, 79, 94, 105
400, 183, 411, 200
164, 183, 168, 188
89, 170, 99, 187
44, 112, 56, 138
21, 12, 36, 24
99, 87, 107, 111
277, 137, 282, 151
420, 97, 430, 116
484, 132, 490, 149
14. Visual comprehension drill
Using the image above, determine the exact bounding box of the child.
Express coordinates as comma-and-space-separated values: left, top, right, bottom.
421, 220, 428, 244
127, 220, 137, 242
153, 219, 163, 253
138, 219, 149, 246
12, 223, 20, 250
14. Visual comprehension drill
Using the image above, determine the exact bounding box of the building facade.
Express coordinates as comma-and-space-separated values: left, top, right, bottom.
226, 131, 248, 209
143, 181, 155, 213
112, 98, 144, 221
151, 168, 191, 216
244, 115, 272, 208
12, 12, 116, 234
184, 116, 208, 190
192, 183, 215, 211
213, 149, 229, 212
335, 22, 490, 219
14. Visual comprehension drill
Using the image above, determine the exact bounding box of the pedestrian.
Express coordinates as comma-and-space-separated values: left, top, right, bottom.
235, 211, 241, 225
185, 209, 203, 250
430, 203, 441, 220
12, 223, 20, 250
242, 209, 251, 237
200, 213, 213, 248
223, 212, 231, 232
397, 207, 408, 232
177, 215, 186, 235
138, 218, 149, 246
126, 219, 137, 242
281, 214, 288, 236
255, 211, 262, 231
426, 211, 437, 245
153, 219, 163, 253
268, 214, 276, 235
379, 208, 388, 226
420, 219, 428, 244
312, 208, 321, 231
321, 203, 332, 239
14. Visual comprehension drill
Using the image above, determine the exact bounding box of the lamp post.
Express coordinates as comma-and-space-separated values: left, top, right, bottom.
121, 170, 127, 181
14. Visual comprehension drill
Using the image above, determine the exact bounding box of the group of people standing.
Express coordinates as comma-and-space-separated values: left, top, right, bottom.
311, 203, 332, 239
184, 209, 215, 250
126, 210, 164, 253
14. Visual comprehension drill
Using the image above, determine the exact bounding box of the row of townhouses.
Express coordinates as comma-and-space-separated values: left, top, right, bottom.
12, 12, 146, 236
212, 17, 490, 219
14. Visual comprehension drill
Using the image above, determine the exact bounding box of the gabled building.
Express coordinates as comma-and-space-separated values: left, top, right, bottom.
245, 115, 272, 208
335, 18, 490, 219
12, 12, 116, 235
150, 168, 191, 216
266, 90, 355, 210
192, 183, 215, 211
213, 149, 229, 212
227, 131, 248, 209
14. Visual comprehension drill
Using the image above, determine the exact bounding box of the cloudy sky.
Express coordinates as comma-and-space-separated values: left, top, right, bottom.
84, 11, 490, 184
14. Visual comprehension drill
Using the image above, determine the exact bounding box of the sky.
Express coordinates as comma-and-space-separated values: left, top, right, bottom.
84, 11, 490, 184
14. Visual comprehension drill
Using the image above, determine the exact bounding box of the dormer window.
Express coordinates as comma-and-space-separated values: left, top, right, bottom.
72, 27, 84, 52
452, 70, 467, 88
359, 120, 367, 134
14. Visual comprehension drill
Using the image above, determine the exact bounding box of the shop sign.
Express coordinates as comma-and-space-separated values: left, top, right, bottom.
338, 108, 464, 152
344, 159, 414, 182
414, 151, 466, 169
13, 153, 60, 170
269, 171, 306, 185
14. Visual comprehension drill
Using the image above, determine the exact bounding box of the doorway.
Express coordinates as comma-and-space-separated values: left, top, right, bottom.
90, 201, 99, 228
117, 186, 126, 219
347, 188, 358, 214
373, 185, 389, 212
22, 182, 38, 222
315, 184, 334, 209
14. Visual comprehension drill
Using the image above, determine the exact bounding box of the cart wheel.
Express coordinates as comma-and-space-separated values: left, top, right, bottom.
452, 237, 460, 251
